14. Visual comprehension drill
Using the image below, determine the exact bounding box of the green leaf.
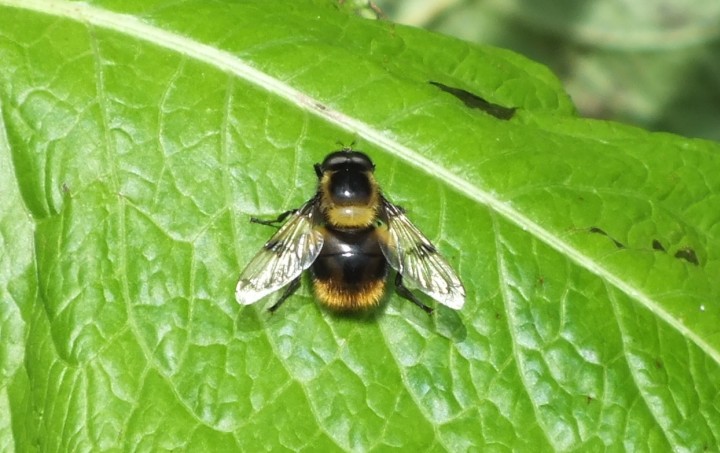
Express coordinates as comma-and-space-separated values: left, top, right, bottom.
1, 0, 719, 451
385, 0, 720, 141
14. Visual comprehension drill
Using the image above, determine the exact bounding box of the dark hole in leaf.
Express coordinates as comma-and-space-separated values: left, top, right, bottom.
652, 239, 666, 252
429, 81, 516, 120
588, 226, 625, 249
674, 247, 699, 266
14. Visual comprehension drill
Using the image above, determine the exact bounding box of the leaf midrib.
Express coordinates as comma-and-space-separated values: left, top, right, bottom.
2, 0, 714, 364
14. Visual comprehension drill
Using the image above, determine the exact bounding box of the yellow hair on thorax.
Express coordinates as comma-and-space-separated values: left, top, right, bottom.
319, 172, 380, 228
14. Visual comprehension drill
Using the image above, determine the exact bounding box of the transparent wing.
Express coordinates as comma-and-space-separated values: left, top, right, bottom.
379, 199, 465, 309
235, 202, 324, 305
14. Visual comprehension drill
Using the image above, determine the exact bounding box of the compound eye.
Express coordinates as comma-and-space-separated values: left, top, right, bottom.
321, 151, 374, 173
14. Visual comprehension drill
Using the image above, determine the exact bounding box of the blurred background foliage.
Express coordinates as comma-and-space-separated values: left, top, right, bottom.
348, 0, 720, 142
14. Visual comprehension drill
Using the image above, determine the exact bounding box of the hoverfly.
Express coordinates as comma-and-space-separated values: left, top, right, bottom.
235, 149, 465, 313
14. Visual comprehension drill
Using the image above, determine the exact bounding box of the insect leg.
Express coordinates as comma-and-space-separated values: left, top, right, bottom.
268, 277, 301, 313
250, 209, 297, 228
394, 273, 433, 315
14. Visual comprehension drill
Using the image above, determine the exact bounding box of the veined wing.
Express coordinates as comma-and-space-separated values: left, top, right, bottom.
380, 199, 465, 309
235, 201, 323, 305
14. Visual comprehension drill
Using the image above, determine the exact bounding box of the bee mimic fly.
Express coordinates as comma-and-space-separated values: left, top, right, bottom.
235, 149, 465, 314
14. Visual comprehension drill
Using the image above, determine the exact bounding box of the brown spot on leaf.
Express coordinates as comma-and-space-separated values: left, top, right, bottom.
588, 227, 625, 249
674, 247, 699, 266
429, 81, 516, 120
652, 239, 666, 252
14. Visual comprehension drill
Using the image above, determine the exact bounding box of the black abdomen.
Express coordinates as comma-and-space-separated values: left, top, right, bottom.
311, 227, 387, 310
